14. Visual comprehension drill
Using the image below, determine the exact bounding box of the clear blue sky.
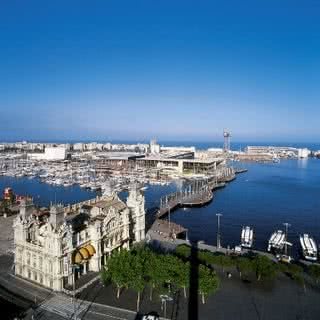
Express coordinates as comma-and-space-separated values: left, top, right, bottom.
1, 0, 319, 142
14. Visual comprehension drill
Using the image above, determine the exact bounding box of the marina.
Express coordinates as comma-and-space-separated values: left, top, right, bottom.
169, 157, 320, 258
1, 149, 320, 261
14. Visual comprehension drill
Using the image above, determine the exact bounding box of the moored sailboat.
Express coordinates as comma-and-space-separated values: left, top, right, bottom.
267, 230, 285, 252
241, 226, 253, 248
300, 234, 318, 261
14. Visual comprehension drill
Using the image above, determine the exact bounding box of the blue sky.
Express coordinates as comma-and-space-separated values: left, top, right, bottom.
1, 1, 319, 142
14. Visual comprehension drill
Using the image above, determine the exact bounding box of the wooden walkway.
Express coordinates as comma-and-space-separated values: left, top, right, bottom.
157, 190, 213, 218
157, 167, 243, 219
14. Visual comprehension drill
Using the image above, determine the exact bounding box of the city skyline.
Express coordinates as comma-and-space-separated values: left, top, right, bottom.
1, 1, 320, 142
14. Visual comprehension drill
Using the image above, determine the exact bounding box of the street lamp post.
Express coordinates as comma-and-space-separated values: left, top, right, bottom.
216, 213, 223, 249
283, 222, 291, 256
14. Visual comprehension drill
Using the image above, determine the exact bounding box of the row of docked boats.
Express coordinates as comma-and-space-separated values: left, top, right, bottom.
239, 226, 318, 262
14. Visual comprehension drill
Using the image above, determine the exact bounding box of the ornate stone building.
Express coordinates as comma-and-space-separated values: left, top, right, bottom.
13, 185, 145, 291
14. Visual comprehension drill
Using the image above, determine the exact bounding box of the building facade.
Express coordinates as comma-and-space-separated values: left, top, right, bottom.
13, 185, 145, 291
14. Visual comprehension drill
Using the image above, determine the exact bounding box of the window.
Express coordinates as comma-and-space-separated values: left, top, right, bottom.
39, 257, 43, 270
33, 255, 36, 268
28, 269, 31, 279
72, 234, 77, 246
34, 272, 37, 281
40, 275, 43, 284
27, 252, 30, 265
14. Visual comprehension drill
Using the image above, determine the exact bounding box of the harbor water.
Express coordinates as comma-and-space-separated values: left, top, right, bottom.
1, 157, 320, 256
169, 158, 320, 256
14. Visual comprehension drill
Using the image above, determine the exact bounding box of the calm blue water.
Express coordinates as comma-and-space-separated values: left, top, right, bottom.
169, 158, 320, 254
1, 157, 320, 255
0, 177, 96, 207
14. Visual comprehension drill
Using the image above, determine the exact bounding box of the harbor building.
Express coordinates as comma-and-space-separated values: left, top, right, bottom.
28, 146, 67, 161
245, 146, 298, 157
13, 185, 145, 291
135, 156, 225, 175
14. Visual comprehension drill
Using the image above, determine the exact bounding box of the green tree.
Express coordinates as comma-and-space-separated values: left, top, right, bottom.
100, 269, 111, 286
106, 249, 132, 298
161, 255, 181, 293
216, 255, 233, 272
308, 265, 320, 284
145, 252, 166, 300
198, 250, 217, 266
175, 260, 190, 298
252, 255, 278, 281
198, 265, 219, 304
236, 257, 252, 279
128, 252, 146, 311
175, 244, 191, 259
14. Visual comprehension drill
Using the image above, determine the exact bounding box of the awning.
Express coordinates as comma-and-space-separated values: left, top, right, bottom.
72, 244, 96, 264
74, 252, 83, 264
85, 244, 96, 256
79, 247, 90, 260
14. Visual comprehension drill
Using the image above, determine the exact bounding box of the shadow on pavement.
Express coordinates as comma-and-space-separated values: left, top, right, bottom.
188, 241, 198, 320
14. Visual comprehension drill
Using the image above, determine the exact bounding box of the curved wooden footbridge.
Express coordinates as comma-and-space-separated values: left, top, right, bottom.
157, 190, 213, 218
157, 167, 240, 219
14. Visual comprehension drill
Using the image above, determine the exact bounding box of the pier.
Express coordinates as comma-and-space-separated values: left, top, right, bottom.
157, 167, 239, 219
157, 179, 215, 218
157, 189, 213, 218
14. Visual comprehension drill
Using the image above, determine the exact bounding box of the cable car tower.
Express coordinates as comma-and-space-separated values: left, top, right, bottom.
223, 129, 231, 152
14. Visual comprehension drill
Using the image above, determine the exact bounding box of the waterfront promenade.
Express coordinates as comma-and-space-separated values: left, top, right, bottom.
0, 223, 319, 319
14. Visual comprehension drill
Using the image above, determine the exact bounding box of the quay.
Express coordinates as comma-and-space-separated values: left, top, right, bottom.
147, 230, 279, 263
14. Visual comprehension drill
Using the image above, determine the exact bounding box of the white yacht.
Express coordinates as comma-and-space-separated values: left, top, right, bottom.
300, 234, 318, 261
241, 226, 253, 248
268, 230, 285, 252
